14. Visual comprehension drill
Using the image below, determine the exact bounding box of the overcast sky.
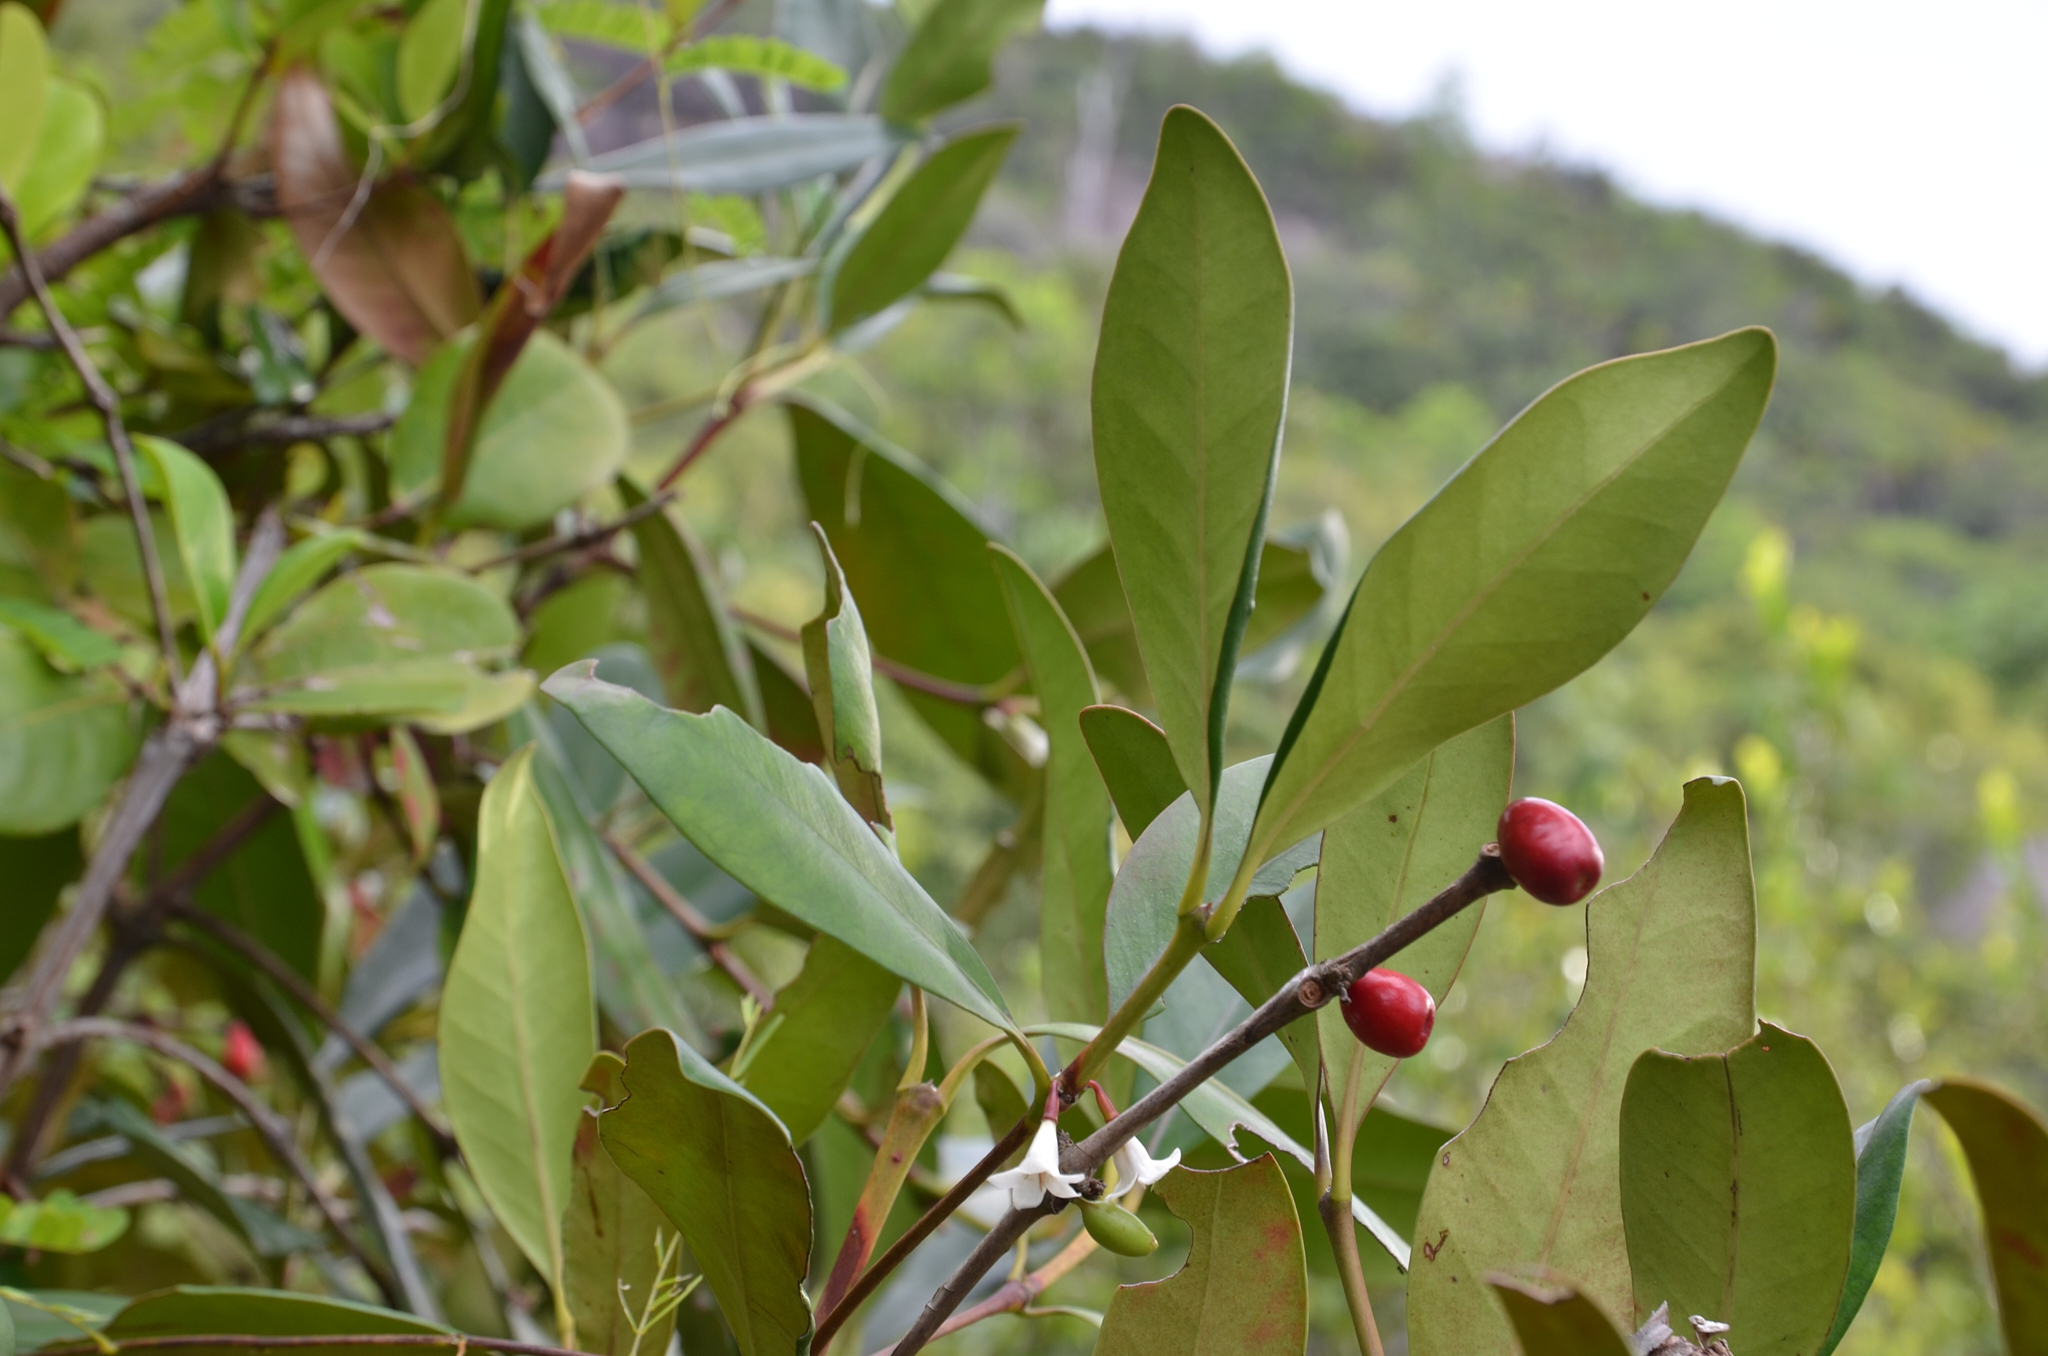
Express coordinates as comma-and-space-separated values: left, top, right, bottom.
1042, 0, 2048, 370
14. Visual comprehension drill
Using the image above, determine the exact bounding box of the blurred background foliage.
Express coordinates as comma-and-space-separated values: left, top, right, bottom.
14, 4, 2046, 1352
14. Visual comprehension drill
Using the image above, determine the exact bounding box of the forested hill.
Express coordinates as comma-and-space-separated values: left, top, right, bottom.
964, 29, 2048, 699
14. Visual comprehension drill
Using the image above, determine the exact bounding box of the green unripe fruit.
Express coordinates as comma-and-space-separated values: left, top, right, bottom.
1080, 1199, 1159, 1257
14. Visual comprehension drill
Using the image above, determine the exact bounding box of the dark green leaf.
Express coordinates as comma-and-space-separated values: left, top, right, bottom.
1408, 778, 1759, 1353
624, 478, 764, 727
159, 752, 322, 979
734, 934, 902, 1144
829, 123, 1018, 330
603, 1028, 813, 1356
751, 641, 826, 763
1923, 1078, 2048, 1352
879, 0, 1041, 124
1091, 107, 1292, 819
104, 1286, 447, 1353
564, 1107, 673, 1356
1487, 1275, 1633, 1356
541, 115, 905, 195
1250, 330, 1777, 880
1818, 1080, 1931, 1356
991, 544, 1113, 1023
802, 527, 888, 824
1620, 1024, 1856, 1350
441, 745, 596, 1317
1094, 1157, 1306, 1356
546, 663, 1018, 1032
973, 1059, 1028, 1154
0, 625, 138, 834
0, 826, 76, 983
1079, 704, 1185, 838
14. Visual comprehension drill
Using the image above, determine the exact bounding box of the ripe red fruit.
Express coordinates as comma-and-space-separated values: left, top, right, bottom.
222, 1020, 266, 1083
1497, 797, 1604, 905
1341, 969, 1435, 1059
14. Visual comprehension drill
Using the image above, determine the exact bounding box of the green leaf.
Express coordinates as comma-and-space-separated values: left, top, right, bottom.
1201, 895, 1316, 1094
0, 1190, 125, 1254
396, 0, 464, 121
1313, 715, 1512, 1154
634, 256, 817, 324
441, 745, 596, 1324
1033, 1022, 1409, 1265
667, 34, 845, 91
829, 123, 1018, 331
1486, 1275, 1634, 1356
0, 626, 139, 834
1103, 756, 1319, 1014
15, 78, 103, 239
802, 526, 888, 824
1249, 329, 1777, 879
564, 1107, 673, 1356
135, 436, 236, 643
538, 0, 667, 52
541, 115, 906, 195
789, 400, 1019, 776
734, 934, 902, 1144
625, 478, 764, 728
0, 2, 49, 193
751, 640, 826, 763
545, 663, 1018, 1032
240, 530, 365, 643
1817, 1080, 1931, 1356
1079, 704, 1185, 838
391, 330, 629, 531
1922, 1078, 2048, 1353
1094, 1157, 1306, 1356
1090, 107, 1292, 820
104, 1286, 447, 1352
879, 0, 1041, 124
602, 1028, 813, 1356
160, 752, 323, 979
1407, 777, 1759, 1354
1620, 1024, 1856, 1352
0, 826, 75, 984
992, 544, 1114, 1023
0, 598, 122, 672
3, 1290, 121, 1351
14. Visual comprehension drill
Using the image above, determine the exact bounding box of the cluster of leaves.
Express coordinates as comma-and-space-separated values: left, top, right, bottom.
0, 1, 2042, 1355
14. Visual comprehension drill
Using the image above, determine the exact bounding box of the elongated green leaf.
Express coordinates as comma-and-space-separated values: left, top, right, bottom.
546, 664, 1018, 1032
1202, 895, 1316, 1093
829, 123, 1017, 330
802, 527, 888, 824
667, 34, 845, 90
634, 256, 816, 323
1923, 1078, 2048, 1353
391, 330, 628, 531
1408, 777, 1759, 1354
0, 626, 138, 834
441, 745, 596, 1322
992, 545, 1113, 1023
16, 78, 103, 239
0, 1189, 124, 1254
538, 0, 667, 51
104, 1286, 447, 1352
1103, 756, 1319, 1014
0, 2, 49, 192
1091, 107, 1292, 821
564, 1107, 672, 1356
1487, 1275, 1634, 1356
0, 826, 75, 983
396, 0, 463, 121
0, 599, 120, 673
1249, 330, 1777, 878
603, 1029, 812, 1356
1095, 1157, 1306, 1356
879, 0, 1040, 124
1080, 704, 1185, 837
237, 530, 364, 644
160, 752, 323, 979
540, 115, 905, 195
1818, 1081, 1931, 1356
4, 1290, 121, 1350
1620, 1024, 1856, 1353
735, 934, 901, 1144
624, 479, 763, 727
136, 436, 235, 642
1313, 716, 1512, 1156
1033, 1023, 1408, 1264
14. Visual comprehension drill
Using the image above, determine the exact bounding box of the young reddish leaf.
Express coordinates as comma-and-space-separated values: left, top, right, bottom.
269, 68, 479, 366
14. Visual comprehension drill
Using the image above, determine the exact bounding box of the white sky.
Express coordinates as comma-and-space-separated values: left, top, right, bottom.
1042, 0, 2048, 370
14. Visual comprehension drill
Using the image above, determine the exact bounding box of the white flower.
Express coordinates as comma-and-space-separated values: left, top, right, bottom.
1100, 1138, 1180, 1200
987, 1119, 1085, 1210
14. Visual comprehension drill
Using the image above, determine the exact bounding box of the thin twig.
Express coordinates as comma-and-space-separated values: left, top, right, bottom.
655, 399, 747, 489
36, 1017, 404, 1307
573, 0, 748, 127
886, 849, 1518, 1356
469, 488, 677, 572
173, 410, 397, 457
867, 1210, 1105, 1355
602, 832, 775, 1008
168, 903, 461, 1156
0, 186, 179, 675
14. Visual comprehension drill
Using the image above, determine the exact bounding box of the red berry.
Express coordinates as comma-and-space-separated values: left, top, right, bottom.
222, 1020, 266, 1083
1497, 798, 1604, 905
1341, 969, 1435, 1059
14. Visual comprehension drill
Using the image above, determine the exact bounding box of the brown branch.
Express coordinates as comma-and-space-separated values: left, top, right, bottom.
36, 1017, 403, 1308
656, 398, 747, 489
173, 410, 397, 457
885, 848, 1518, 1356
168, 902, 461, 1156
38, 1335, 586, 1356
868, 1213, 1103, 1355
470, 488, 678, 572
602, 832, 775, 1008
